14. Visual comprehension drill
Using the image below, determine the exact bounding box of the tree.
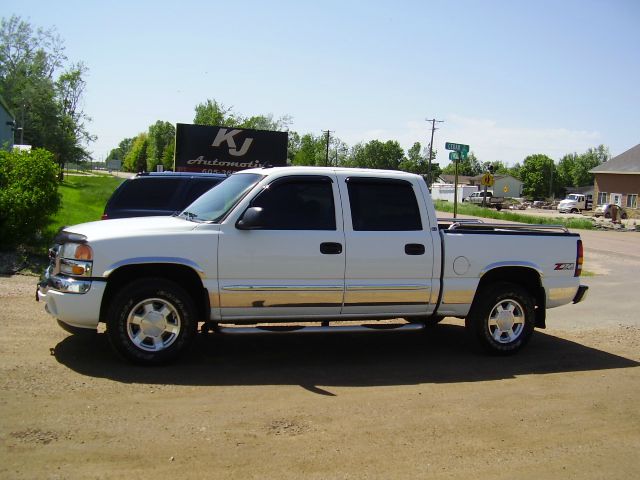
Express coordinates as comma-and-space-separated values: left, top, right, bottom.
106, 137, 134, 164
240, 113, 292, 131
399, 142, 441, 179
573, 145, 609, 186
520, 154, 556, 199
291, 133, 326, 166
508, 162, 522, 180
348, 140, 405, 170
123, 134, 148, 172
0, 148, 60, 247
556, 153, 577, 190
0, 16, 94, 175
193, 99, 239, 126
441, 152, 482, 176
556, 145, 609, 190
146, 120, 175, 171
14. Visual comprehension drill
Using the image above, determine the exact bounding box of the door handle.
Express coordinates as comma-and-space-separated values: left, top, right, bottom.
405, 243, 425, 255
320, 242, 343, 255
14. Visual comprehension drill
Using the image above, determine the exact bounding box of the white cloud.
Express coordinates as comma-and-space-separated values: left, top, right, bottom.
341, 115, 602, 166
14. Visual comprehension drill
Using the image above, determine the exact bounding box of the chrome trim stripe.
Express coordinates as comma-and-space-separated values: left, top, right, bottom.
479, 261, 543, 278
442, 290, 475, 304
548, 286, 577, 301
346, 285, 430, 291
222, 285, 343, 292
103, 257, 205, 277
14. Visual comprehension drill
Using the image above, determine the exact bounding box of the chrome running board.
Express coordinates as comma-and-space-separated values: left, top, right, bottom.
214, 323, 425, 335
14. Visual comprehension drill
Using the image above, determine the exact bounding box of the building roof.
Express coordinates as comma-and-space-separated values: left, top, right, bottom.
590, 143, 640, 174
469, 174, 523, 184
438, 174, 474, 185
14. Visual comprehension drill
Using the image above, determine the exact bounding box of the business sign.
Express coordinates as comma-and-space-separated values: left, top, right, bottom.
174, 123, 288, 174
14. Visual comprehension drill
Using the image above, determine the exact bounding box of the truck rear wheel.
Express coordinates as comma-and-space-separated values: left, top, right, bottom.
465, 282, 535, 354
106, 278, 197, 365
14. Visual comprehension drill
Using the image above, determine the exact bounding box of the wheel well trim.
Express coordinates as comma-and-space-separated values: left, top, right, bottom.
479, 261, 543, 279
103, 257, 205, 278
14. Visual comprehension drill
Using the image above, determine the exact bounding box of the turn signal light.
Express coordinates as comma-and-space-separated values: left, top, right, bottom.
71, 265, 86, 275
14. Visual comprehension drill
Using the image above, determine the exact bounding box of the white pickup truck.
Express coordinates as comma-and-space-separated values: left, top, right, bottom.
37, 167, 588, 364
463, 191, 504, 210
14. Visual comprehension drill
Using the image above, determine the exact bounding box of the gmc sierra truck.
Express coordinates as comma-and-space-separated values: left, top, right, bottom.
37, 167, 588, 364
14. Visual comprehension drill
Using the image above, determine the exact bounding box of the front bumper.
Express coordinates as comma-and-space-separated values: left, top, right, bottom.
572, 285, 589, 304
37, 273, 106, 330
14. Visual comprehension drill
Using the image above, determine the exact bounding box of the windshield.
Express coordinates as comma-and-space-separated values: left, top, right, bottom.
180, 173, 263, 222
567, 194, 580, 201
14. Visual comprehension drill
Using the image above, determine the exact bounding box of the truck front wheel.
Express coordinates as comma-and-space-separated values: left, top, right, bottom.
106, 278, 197, 365
465, 282, 535, 354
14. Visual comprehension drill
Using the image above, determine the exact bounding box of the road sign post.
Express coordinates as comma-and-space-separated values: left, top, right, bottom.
445, 142, 470, 218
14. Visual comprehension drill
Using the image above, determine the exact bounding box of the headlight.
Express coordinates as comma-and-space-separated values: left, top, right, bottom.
60, 243, 94, 277
61, 243, 93, 260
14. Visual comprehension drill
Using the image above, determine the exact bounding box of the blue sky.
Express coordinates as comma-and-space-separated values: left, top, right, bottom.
7, 0, 640, 165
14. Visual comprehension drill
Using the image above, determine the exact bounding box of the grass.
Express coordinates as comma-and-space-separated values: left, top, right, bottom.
434, 200, 594, 230
43, 175, 124, 243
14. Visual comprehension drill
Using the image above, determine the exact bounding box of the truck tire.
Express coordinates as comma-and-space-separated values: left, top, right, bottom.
465, 282, 535, 355
106, 278, 197, 365
495, 205, 502, 211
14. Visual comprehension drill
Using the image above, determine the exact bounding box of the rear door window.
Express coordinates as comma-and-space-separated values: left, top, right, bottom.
346, 178, 422, 231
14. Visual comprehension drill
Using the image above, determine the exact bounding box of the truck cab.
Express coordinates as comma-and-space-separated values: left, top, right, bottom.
557, 194, 592, 213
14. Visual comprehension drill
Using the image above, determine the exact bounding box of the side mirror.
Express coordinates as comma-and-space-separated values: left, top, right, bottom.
236, 207, 264, 230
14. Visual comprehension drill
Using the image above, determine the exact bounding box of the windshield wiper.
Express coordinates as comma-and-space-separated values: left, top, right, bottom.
179, 211, 202, 222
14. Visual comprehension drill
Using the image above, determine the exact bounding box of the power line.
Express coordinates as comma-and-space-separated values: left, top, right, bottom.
425, 118, 444, 188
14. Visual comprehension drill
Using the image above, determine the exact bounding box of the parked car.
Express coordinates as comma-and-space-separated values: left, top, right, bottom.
102, 172, 227, 219
594, 204, 628, 220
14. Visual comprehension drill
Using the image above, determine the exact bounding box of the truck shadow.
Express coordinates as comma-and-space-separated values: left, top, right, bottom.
51, 324, 638, 392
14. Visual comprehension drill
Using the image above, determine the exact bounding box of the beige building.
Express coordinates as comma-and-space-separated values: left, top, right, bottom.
590, 143, 640, 216
469, 174, 524, 198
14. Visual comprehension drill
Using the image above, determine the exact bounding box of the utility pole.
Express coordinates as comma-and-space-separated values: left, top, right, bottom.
322, 130, 333, 166
425, 118, 444, 188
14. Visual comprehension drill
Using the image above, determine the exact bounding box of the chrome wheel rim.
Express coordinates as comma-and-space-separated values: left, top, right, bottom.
487, 298, 525, 344
126, 298, 181, 352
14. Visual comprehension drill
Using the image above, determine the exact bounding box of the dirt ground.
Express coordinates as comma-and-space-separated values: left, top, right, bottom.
1, 228, 639, 479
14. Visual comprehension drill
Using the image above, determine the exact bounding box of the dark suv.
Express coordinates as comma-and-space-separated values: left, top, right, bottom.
102, 172, 227, 219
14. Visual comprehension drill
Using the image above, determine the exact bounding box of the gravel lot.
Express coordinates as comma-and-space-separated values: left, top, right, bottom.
1, 226, 639, 479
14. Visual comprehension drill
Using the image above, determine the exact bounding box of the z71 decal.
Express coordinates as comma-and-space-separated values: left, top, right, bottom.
554, 263, 575, 271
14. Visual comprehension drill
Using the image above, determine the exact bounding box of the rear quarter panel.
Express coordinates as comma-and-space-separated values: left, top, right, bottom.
439, 230, 581, 316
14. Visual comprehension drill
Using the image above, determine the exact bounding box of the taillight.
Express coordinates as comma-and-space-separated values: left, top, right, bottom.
575, 239, 583, 277
101, 214, 108, 220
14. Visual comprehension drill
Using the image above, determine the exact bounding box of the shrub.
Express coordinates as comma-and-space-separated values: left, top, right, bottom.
0, 148, 61, 248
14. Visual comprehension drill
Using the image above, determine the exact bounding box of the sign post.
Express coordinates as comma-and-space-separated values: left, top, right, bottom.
445, 143, 469, 218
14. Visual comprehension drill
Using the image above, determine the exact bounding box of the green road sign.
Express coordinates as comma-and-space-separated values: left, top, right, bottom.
449, 151, 468, 161
445, 142, 469, 154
